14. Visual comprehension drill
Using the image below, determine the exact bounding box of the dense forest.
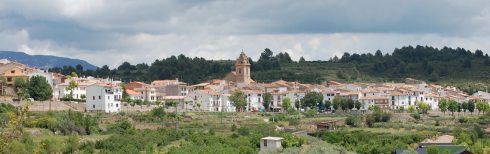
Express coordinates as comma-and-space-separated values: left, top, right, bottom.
49, 45, 490, 92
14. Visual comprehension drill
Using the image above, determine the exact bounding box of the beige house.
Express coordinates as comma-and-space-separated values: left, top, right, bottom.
1, 66, 29, 86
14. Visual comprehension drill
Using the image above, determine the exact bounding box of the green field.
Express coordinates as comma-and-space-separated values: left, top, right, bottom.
1, 103, 490, 154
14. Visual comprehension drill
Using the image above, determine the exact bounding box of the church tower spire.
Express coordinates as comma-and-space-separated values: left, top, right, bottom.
235, 52, 252, 85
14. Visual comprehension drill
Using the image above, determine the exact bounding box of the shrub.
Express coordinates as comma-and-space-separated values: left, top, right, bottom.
411, 112, 421, 120
288, 117, 300, 126
366, 112, 391, 127
26, 111, 100, 135
415, 125, 425, 131
458, 117, 469, 123
0, 103, 17, 113
392, 123, 402, 129
304, 109, 317, 118
345, 115, 362, 127
287, 108, 299, 115
39, 137, 64, 154
65, 135, 79, 153
398, 106, 405, 113
60, 97, 86, 102
381, 112, 391, 122
281, 134, 305, 148
107, 119, 133, 134
79, 142, 95, 153
150, 107, 166, 118
436, 127, 451, 133
319, 130, 437, 154
237, 127, 250, 136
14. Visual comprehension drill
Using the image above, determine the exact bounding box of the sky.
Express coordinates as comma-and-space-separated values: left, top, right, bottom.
0, 0, 490, 68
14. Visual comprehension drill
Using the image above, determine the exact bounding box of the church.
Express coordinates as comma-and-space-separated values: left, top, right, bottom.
223, 52, 255, 87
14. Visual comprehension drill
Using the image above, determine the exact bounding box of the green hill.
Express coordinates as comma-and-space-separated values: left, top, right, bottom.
49, 45, 490, 94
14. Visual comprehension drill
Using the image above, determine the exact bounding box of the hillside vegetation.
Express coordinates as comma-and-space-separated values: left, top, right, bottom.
49, 45, 490, 93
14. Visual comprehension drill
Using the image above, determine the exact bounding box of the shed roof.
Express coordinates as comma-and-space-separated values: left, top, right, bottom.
261, 136, 284, 141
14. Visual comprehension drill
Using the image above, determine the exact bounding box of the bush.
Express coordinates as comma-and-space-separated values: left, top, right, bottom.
288, 117, 300, 126
60, 97, 86, 102
281, 134, 305, 148
287, 108, 299, 115
0, 103, 17, 113
25, 111, 100, 135
366, 112, 391, 127
79, 142, 95, 154
65, 135, 79, 153
237, 127, 250, 136
107, 119, 133, 134
231, 124, 237, 132
411, 112, 421, 120
39, 137, 64, 154
319, 130, 437, 154
269, 114, 288, 122
150, 107, 166, 118
304, 109, 317, 118
458, 117, 469, 123
345, 115, 362, 127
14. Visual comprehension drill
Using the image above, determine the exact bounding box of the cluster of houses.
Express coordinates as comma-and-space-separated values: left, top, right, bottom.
1, 52, 490, 113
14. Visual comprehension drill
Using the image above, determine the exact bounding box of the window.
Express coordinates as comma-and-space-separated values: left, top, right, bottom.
263, 140, 267, 147
99, 96, 101, 100
93, 105, 95, 108
116, 104, 119, 107
7, 77, 12, 82
108, 96, 110, 100
93, 96, 95, 100
10, 70, 14, 73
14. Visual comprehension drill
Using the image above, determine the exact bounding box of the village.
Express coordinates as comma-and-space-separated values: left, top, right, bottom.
1, 52, 489, 114
1, 52, 490, 153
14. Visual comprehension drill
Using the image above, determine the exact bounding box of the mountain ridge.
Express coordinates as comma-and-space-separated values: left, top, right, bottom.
0, 51, 97, 70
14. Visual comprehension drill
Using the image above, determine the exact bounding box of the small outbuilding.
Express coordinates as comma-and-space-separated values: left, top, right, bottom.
260, 136, 283, 151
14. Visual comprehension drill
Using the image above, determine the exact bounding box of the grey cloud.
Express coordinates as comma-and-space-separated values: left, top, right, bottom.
0, 0, 489, 67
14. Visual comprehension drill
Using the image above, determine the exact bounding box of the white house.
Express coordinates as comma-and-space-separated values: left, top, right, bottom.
57, 77, 101, 100
221, 94, 236, 112
271, 92, 287, 111
189, 89, 223, 112
243, 89, 262, 112
359, 96, 390, 110
260, 136, 283, 151
86, 83, 122, 113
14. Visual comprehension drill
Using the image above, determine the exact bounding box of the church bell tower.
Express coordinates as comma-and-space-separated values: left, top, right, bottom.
235, 52, 252, 85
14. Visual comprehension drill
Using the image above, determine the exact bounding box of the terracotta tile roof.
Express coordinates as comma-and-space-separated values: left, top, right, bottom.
359, 96, 389, 100
126, 89, 140, 95
424, 93, 440, 98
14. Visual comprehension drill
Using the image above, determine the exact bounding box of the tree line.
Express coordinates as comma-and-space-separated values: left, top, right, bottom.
49, 46, 490, 85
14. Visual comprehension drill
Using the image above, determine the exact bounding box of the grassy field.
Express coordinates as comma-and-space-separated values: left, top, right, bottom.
2, 103, 490, 154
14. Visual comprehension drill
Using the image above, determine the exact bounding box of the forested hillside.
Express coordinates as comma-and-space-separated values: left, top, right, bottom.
49, 45, 490, 93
